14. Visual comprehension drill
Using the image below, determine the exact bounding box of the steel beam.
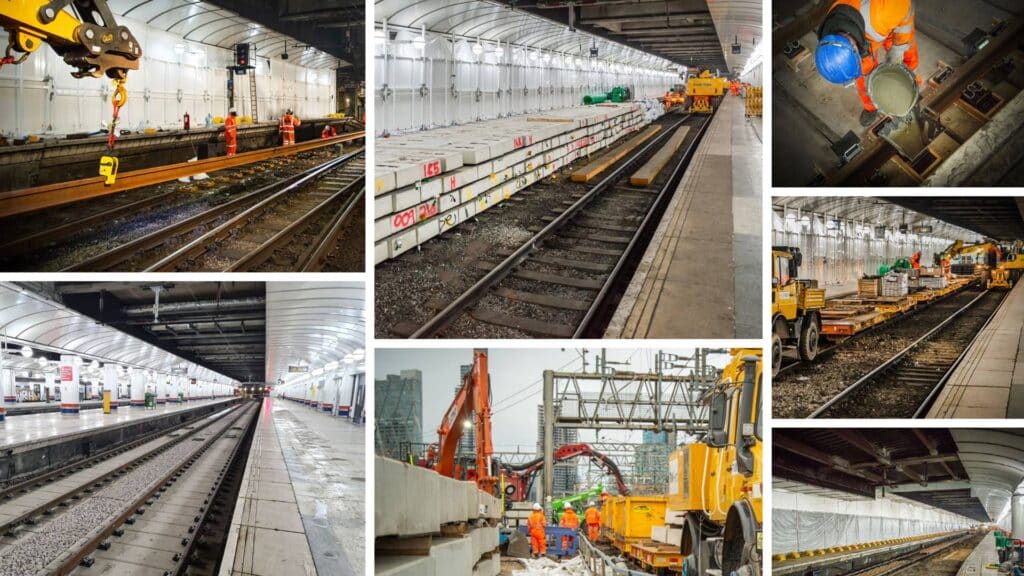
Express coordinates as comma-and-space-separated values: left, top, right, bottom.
0, 132, 364, 218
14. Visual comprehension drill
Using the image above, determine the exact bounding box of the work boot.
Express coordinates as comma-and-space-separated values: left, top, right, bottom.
860, 109, 879, 127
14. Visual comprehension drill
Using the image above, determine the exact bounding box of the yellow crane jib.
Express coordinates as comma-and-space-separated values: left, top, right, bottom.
0, 0, 142, 79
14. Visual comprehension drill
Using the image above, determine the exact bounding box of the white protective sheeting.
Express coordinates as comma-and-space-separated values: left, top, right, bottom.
264, 282, 365, 385
773, 485, 978, 555
376, 0, 679, 134
772, 199, 983, 287
0, 282, 234, 384
0, 1, 336, 137
951, 429, 1024, 524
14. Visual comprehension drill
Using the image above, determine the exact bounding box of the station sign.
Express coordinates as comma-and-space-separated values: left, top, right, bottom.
288, 365, 309, 373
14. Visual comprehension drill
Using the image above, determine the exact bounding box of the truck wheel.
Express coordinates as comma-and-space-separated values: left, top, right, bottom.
798, 318, 819, 362
772, 334, 782, 377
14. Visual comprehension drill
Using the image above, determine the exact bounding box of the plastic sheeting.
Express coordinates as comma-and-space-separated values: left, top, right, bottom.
774, 487, 977, 554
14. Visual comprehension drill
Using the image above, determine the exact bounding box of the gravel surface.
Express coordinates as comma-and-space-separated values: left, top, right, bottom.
0, 406, 246, 575
772, 288, 986, 418
894, 533, 984, 576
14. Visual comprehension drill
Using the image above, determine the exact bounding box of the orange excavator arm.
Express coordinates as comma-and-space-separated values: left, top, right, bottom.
433, 349, 497, 493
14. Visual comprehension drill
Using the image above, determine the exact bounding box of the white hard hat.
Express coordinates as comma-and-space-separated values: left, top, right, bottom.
533, 503, 542, 511
588, 501, 596, 507
564, 502, 573, 510
228, 108, 237, 114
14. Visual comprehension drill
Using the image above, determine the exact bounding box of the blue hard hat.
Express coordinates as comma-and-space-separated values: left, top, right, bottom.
815, 34, 861, 84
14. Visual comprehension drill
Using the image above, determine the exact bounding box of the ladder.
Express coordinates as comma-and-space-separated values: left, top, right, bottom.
248, 72, 258, 122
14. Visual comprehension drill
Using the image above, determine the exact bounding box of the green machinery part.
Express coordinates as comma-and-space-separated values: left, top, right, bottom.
583, 94, 607, 105
552, 484, 604, 523
583, 87, 631, 105
878, 258, 912, 276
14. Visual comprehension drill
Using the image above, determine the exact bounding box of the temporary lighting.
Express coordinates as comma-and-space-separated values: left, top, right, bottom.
529, 49, 538, 61
493, 45, 504, 57
37, 356, 48, 367
463, 420, 473, 429
20, 345, 32, 358
471, 42, 484, 56
412, 35, 425, 50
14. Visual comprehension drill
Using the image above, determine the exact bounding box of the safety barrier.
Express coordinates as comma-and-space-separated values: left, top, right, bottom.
745, 87, 763, 117
518, 525, 579, 557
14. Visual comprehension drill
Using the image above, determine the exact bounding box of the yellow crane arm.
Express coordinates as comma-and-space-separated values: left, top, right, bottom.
0, 0, 141, 79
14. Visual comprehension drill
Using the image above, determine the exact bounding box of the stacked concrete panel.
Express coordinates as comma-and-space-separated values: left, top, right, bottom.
374, 102, 648, 263
375, 456, 501, 576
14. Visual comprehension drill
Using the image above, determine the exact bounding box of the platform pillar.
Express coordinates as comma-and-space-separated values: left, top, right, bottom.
43, 372, 55, 403
2, 367, 14, 404
58, 355, 80, 414
1013, 493, 1024, 537
130, 368, 145, 407
103, 363, 119, 410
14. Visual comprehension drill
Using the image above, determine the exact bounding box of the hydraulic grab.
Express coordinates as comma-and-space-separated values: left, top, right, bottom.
501, 443, 630, 503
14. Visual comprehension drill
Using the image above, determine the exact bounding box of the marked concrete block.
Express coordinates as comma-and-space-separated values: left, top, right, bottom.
430, 537, 475, 576
469, 525, 500, 560
472, 554, 501, 576
374, 456, 403, 538
404, 463, 441, 536
376, 556, 433, 576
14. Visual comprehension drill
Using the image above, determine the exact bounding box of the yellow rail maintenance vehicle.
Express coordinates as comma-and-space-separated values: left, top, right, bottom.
771, 246, 826, 375
687, 70, 727, 114
990, 251, 1024, 290
666, 349, 763, 576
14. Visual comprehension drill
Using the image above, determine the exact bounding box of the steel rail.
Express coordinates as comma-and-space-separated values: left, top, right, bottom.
845, 533, 974, 576
145, 151, 361, 272
0, 131, 364, 218
227, 176, 365, 271
301, 187, 365, 272
50, 402, 254, 576
574, 112, 713, 337
0, 402, 241, 539
409, 113, 694, 339
808, 290, 994, 418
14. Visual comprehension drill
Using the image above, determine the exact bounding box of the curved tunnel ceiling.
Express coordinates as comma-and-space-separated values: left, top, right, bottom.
952, 429, 1024, 523
0, 283, 235, 383
376, 0, 678, 69
774, 196, 984, 241
105, 0, 357, 69
265, 282, 365, 385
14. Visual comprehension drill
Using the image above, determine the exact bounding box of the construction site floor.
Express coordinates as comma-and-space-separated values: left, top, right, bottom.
222, 397, 364, 576
927, 280, 1024, 418
955, 532, 1000, 576
605, 94, 761, 338
0, 398, 235, 451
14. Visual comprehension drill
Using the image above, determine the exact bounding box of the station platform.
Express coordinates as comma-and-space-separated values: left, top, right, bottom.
0, 397, 235, 451
927, 281, 1024, 418
223, 397, 364, 576
4, 399, 105, 416
955, 531, 1000, 576
605, 94, 761, 339
773, 532, 964, 576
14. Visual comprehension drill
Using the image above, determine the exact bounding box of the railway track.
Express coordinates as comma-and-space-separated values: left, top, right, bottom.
60, 150, 364, 272
844, 532, 979, 576
399, 111, 712, 338
812, 289, 1006, 418
0, 401, 257, 576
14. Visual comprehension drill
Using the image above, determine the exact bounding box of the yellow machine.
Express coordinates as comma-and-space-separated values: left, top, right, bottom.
0, 0, 141, 79
937, 241, 1001, 284
989, 249, 1024, 290
665, 349, 763, 576
687, 70, 727, 114
771, 246, 826, 375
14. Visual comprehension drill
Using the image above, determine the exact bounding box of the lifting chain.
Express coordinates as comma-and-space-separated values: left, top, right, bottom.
99, 72, 128, 185
0, 40, 30, 68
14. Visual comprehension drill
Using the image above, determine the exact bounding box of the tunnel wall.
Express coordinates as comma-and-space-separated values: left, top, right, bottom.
772, 207, 973, 286
376, 29, 677, 134
0, 20, 336, 138
774, 486, 978, 555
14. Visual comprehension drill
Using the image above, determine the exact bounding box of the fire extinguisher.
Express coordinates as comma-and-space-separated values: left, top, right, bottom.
183, 112, 190, 131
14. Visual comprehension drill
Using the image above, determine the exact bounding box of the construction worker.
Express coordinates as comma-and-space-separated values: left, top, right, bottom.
584, 501, 601, 542
559, 502, 580, 553
528, 503, 547, 558
814, 0, 918, 126
224, 108, 238, 156
279, 108, 300, 145
321, 124, 337, 139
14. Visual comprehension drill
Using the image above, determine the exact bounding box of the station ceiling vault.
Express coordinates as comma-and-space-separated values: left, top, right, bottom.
883, 197, 1024, 242
775, 428, 1024, 523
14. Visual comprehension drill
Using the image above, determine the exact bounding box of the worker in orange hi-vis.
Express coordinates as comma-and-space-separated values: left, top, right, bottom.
279, 108, 301, 145
814, 0, 918, 127
584, 500, 601, 542
321, 124, 337, 139
224, 108, 238, 156
528, 503, 547, 558
559, 502, 580, 552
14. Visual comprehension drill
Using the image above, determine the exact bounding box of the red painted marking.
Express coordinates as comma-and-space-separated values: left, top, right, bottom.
60, 365, 73, 381
392, 208, 416, 230
423, 160, 441, 178
417, 202, 438, 221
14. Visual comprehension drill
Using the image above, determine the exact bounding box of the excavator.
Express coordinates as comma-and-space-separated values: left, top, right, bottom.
936, 240, 1002, 283
500, 443, 630, 504
664, 349, 763, 576
990, 242, 1024, 290
1, 0, 142, 182
423, 349, 498, 494
771, 246, 826, 375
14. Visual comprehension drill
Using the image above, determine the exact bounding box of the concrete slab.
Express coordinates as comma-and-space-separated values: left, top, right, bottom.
956, 532, 1000, 576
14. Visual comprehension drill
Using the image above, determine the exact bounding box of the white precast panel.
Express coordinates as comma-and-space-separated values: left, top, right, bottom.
0, 0, 340, 137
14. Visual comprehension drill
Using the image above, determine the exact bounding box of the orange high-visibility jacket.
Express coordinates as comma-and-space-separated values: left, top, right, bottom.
224, 115, 237, 138
584, 507, 600, 526
560, 509, 580, 530
830, 0, 917, 68
528, 511, 546, 533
